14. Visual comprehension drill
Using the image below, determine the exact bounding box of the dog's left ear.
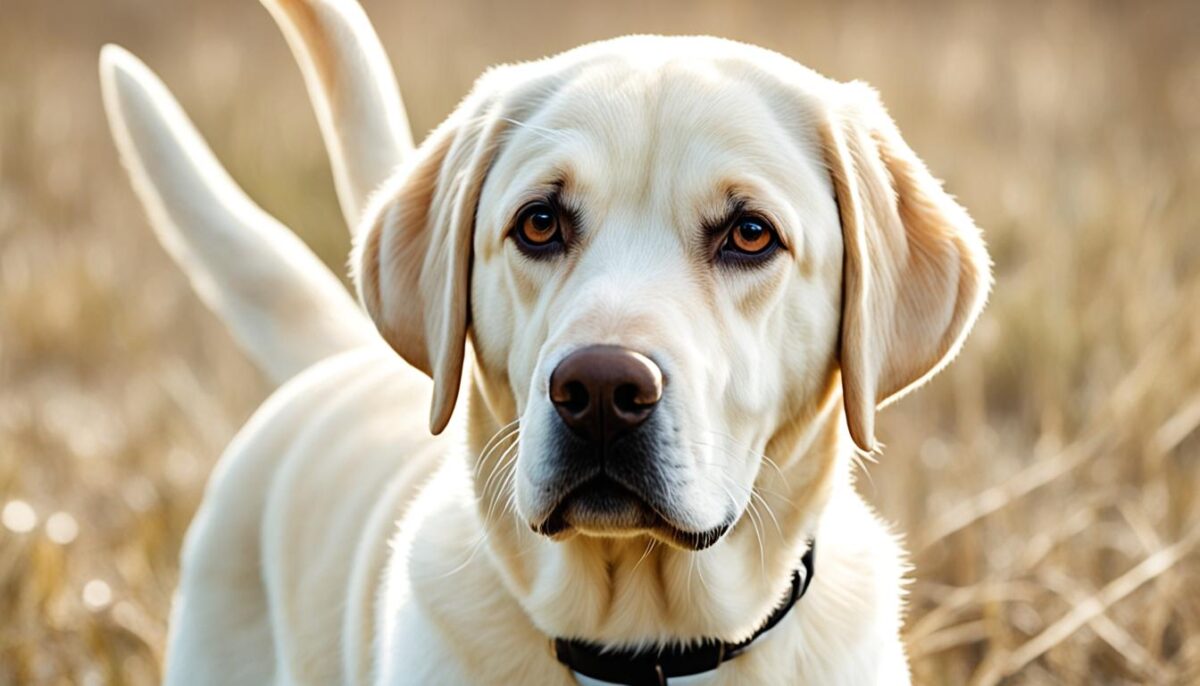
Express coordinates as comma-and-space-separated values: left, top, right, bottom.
355, 84, 508, 435
821, 82, 991, 453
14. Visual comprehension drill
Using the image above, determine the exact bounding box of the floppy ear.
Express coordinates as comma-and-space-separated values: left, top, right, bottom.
354, 87, 507, 435
822, 82, 991, 453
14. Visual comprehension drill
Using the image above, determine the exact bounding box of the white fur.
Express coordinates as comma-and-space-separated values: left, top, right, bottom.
100, 2, 992, 684
261, 0, 414, 228
98, 44, 375, 383
158, 347, 909, 685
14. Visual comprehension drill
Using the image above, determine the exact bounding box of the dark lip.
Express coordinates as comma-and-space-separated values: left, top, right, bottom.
532, 476, 731, 551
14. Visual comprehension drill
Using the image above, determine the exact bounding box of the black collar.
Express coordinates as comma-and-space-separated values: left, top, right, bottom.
553, 540, 816, 686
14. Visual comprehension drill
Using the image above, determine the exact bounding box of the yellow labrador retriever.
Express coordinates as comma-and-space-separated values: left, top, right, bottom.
100, 1, 989, 683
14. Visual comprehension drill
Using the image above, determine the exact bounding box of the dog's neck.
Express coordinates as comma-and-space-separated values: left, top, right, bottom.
462, 371, 847, 647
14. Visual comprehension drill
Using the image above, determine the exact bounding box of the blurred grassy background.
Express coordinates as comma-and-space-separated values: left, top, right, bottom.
2, 0, 1199, 683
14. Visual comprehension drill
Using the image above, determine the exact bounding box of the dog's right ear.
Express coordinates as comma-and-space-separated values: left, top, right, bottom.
354, 86, 507, 435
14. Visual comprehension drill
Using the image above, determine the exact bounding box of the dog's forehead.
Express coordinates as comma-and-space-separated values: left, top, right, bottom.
480, 36, 836, 243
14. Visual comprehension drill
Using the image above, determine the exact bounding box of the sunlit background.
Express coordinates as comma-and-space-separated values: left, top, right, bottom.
2, 0, 1199, 683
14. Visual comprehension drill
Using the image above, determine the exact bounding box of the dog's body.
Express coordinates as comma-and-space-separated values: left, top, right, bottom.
166, 347, 906, 685
100, 2, 989, 684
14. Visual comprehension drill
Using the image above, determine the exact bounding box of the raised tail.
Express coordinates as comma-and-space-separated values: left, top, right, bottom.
261, 0, 414, 231
99, 45, 378, 383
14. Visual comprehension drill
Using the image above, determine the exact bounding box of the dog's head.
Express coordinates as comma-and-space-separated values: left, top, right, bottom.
356, 35, 988, 636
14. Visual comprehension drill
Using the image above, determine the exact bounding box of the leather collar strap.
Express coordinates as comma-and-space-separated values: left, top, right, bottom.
554, 540, 816, 686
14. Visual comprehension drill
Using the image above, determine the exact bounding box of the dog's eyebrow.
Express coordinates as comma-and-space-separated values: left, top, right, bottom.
514, 174, 569, 207
700, 193, 748, 237
509, 174, 583, 229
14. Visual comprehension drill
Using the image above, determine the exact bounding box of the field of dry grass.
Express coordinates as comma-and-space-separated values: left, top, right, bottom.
2, 0, 1198, 683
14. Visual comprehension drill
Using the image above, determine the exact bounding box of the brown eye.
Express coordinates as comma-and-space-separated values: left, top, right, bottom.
720, 215, 778, 261
514, 202, 565, 255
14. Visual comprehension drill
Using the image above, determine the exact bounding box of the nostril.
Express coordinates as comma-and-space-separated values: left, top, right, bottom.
550, 345, 662, 438
559, 381, 590, 415
613, 383, 654, 416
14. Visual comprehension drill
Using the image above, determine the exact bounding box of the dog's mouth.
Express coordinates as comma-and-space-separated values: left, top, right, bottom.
532, 476, 730, 551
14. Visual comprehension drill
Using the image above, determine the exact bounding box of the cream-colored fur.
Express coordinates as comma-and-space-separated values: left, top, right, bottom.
99, 2, 990, 684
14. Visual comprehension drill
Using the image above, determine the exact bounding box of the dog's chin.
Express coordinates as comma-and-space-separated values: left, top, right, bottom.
532, 477, 730, 551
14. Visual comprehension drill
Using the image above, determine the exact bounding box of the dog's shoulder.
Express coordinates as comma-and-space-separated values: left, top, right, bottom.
175, 346, 446, 684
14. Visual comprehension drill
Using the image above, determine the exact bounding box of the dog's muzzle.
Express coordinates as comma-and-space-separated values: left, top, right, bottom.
530, 345, 687, 540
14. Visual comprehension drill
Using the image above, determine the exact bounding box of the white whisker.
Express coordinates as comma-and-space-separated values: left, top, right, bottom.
631, 538, 657, 575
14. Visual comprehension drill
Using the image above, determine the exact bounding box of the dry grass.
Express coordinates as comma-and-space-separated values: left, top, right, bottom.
2, 0, 1198, 683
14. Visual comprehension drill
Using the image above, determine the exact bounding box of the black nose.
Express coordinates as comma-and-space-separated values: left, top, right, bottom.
549, 345, 663, 443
